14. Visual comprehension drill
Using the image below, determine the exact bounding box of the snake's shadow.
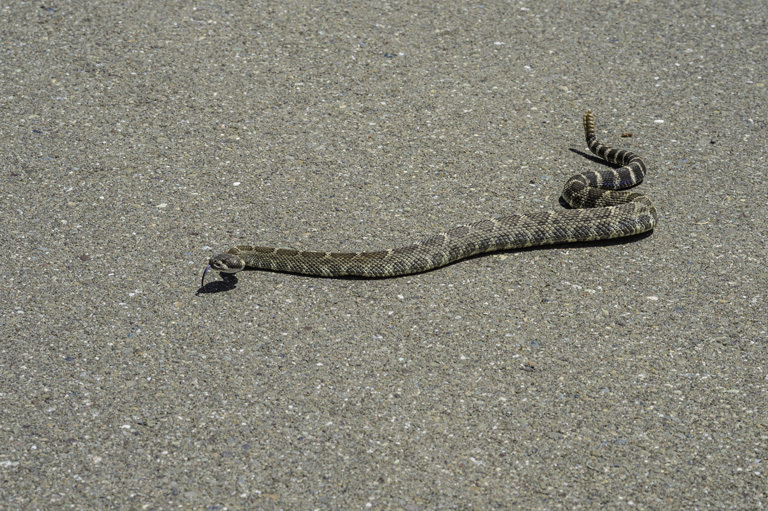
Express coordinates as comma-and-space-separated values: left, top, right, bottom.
196, 273, 239, 295
569, 147, 611, 164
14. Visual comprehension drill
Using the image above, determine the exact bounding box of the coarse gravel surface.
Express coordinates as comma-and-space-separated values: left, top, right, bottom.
1, 1, 766, 509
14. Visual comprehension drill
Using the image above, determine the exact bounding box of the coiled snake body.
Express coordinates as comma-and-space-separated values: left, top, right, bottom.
203, 111, 657, 283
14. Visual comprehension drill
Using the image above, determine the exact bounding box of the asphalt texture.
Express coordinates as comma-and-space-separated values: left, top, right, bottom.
1, 1, 766, 509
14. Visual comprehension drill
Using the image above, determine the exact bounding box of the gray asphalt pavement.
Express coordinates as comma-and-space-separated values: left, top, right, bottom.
1, 1, 766, 509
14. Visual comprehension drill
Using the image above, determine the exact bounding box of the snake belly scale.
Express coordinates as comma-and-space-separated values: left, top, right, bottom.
203, 111, 657, 282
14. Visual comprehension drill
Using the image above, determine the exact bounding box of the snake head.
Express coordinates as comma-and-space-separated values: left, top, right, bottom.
201, 253, 246, 288
208, 253, 246, 273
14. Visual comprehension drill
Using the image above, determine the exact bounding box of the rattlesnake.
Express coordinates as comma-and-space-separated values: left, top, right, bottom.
202, 111, 657, 284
